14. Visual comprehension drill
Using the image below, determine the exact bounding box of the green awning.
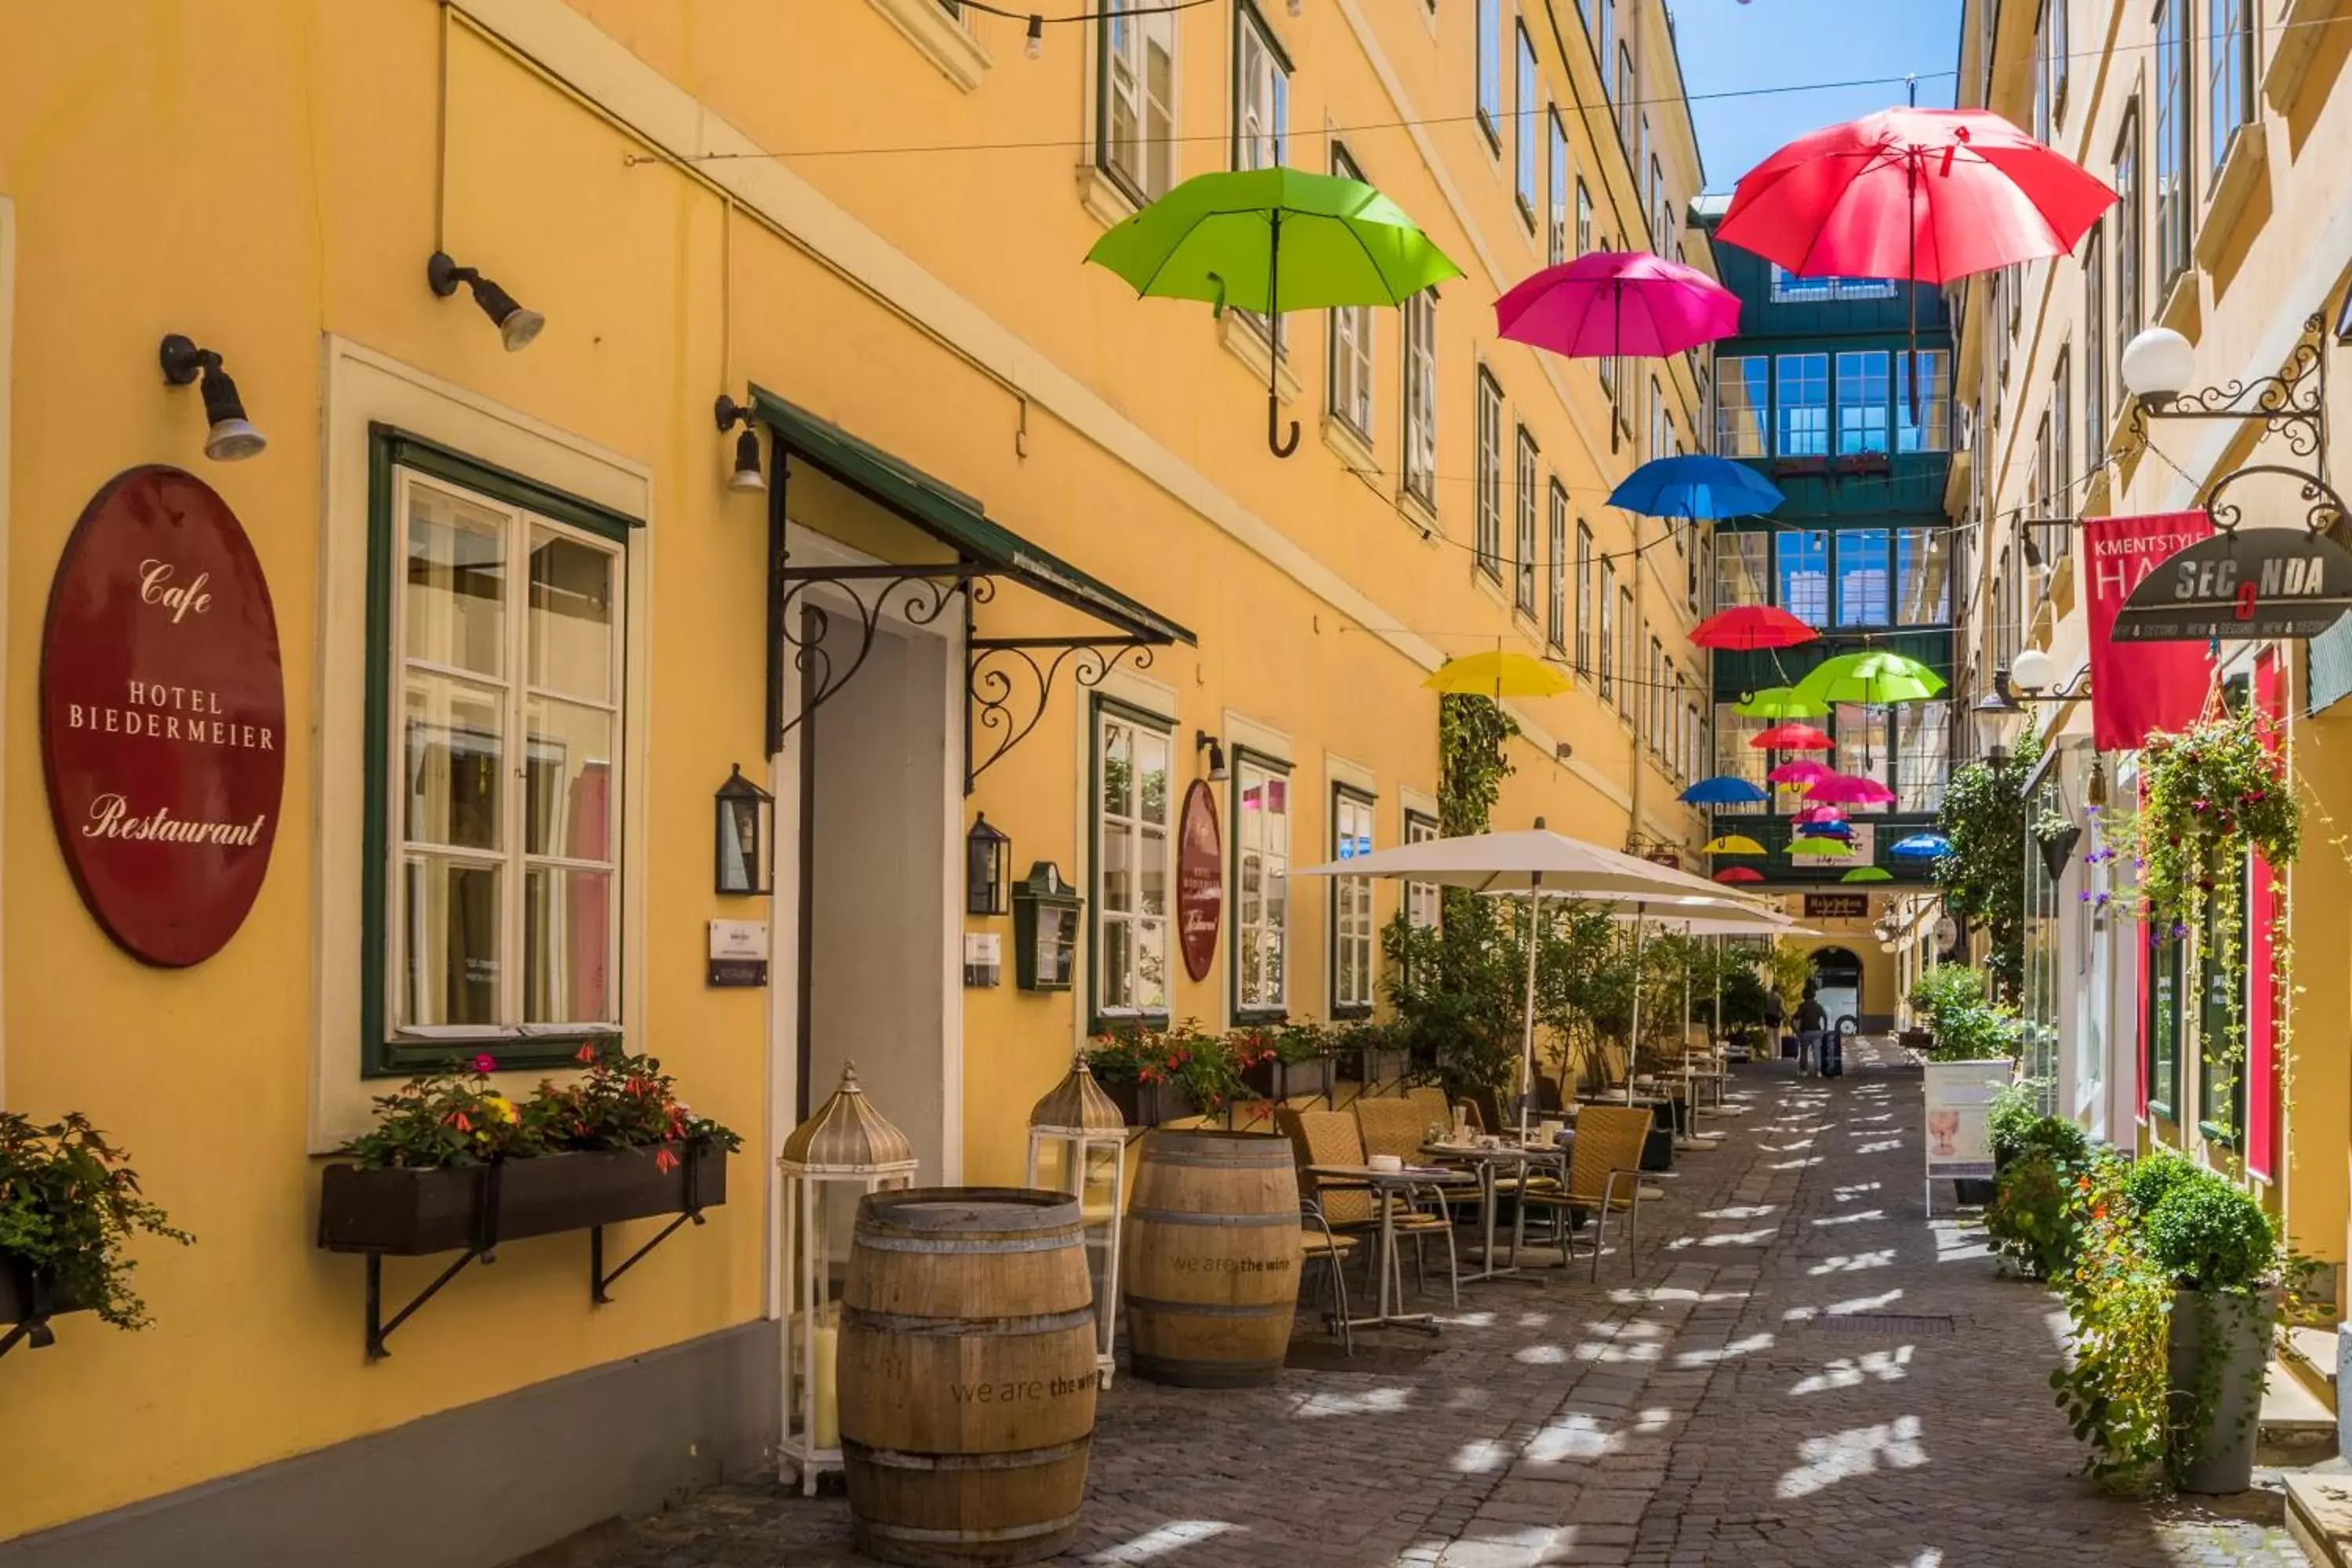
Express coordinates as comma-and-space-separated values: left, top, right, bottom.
752, 390, 1193, 646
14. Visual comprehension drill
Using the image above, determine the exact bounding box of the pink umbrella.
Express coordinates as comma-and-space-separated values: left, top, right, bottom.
1766, 760, 1835, 787
1805, 773, 1898, 806
1792, 803, 1849, 825
1497, 250, 1740, 358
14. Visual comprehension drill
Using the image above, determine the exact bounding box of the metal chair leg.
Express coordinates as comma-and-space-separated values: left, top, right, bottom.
1589, 1199, 1610, 1283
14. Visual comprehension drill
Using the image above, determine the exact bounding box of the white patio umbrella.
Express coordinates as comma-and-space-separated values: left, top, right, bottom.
1297, 821, 1766, 1131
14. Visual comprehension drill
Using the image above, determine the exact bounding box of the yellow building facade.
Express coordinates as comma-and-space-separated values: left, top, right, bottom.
0, 2, 1713, 1557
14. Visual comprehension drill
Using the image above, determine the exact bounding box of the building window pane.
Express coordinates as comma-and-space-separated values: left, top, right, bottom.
1835, 528, 1891, 627
1475, 370, 1504, 580
2116, 103, 2143, 350
1515, 24, 1539, 220
1769, 265, 1896, 303
1236, 4, 1287, 172
1548, 482, 1569, 650
1713, 704, 1769, 815
1893, 528, 1950, 623
1403, 290, 1438, 507
1515, 426, 1539, 614
1776, 353, 1829, 456
1617, 585, 1635, 715
2154, 0, 2191, 292
1331, 789, 1377, 1017
2209, 0, 2253, 176
1404, 810, 1441, 932
1576, 523, 1595, 677
1575, 180, 1593, 257
1777, 529, 1829, 627
1599, 559, 1617, 702
1548, 114, 1570, 266
1476, 0, 1501, 144
1895, 700, 1951, 814
2084, 229, 2109, 465
1715, 356, 1769, 457
1327, 147, 1374, 438
1834, 704, 1890, 809
1715, 530, 1771, 609
1836, 351, 1891, 455
1232, 753, 1289, 1016
1098, 0, 1177, 201
1896, 350, 1951, 453
1097, 707, 1173, 1018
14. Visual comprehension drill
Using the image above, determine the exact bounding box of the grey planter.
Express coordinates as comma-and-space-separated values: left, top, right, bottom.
2168, 1287, 2277, 1494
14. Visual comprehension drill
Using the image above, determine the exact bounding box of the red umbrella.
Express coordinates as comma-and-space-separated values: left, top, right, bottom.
1793, 803, 1849, 825
1496, 250, 1740, 358
1714, 866, 1766, 884
1690, 606, 1819, 652
1766, 760, 1835, 787
1715, 107, 2116, 285
1805, 773, 1898, 806
1751, 722, 1834, 751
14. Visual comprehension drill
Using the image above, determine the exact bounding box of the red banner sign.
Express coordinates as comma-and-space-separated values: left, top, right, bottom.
40, 467, 285, 966
2083, 511, 2213, 751
1176, 779, 1221, 983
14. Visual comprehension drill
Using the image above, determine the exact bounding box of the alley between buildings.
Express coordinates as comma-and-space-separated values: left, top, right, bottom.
520, 1042, 2303, 1568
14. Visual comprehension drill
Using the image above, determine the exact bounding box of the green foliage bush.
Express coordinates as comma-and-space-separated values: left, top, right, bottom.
1986, 1152, 2082, 1281
2122, 1149, 2201, 1219
1910, 964, 2024, 1062
0, 1112, 192, 1330
2140, 1171, 2278, 1293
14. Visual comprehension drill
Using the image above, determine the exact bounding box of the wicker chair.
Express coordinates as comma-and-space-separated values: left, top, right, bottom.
1406, 1084, 1453, 1133
1523, 1106, 1650, 1280
1282, 1107, 1458, 1308
1298, 1198, 1359, 1356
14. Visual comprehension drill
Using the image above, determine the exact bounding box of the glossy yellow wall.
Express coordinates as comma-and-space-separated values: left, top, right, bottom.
0, 0, 1715, 1537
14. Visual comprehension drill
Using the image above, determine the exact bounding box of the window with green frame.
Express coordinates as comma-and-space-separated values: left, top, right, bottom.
2146, 924, 2184, 1122
1330, 786, 1377, 1018
1091, 695, 1174, 1029
2196, 860, 2250, 1145
363, 428, 637, 1077
1230, 746, 1290, 1021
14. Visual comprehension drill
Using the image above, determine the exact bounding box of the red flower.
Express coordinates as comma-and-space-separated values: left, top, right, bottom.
449, 1110, 473, 1133
655, 1145, 680, 1174
576, 1043, 601, 1065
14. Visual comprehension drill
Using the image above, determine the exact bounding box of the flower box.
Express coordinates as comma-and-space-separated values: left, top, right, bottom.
1098, 1078, 1196, 1129
1240, 1055, 1335, 1103
1337, 1047, 1411, 1087
0, 1254, 88, 1327
318, 1141, 728, 1258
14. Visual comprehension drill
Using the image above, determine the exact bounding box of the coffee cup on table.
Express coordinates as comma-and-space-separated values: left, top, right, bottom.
1367, 1153, 1403, 1174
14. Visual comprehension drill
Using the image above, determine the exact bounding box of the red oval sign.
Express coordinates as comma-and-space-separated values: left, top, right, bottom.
40, 467, 285, 967
1177, 779, 1222, 984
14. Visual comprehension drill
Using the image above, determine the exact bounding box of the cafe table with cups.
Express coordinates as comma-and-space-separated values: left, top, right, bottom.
1301, 1147, 1474, 1334
1419, 1111, 1572, 1282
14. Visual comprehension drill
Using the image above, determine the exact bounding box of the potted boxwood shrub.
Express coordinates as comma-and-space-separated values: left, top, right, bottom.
1236, 1020, 1335, 1104
318, 1048, 738, 1258
2143, 1167, 2284, 1494
1, 1112, 191, 1348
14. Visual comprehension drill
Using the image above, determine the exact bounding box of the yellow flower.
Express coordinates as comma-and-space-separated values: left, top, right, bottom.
483, 1094, 518, 1125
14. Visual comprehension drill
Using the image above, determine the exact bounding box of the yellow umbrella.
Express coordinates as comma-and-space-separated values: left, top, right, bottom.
1704, 834, 1767, 855
1425, 648, 1572, 699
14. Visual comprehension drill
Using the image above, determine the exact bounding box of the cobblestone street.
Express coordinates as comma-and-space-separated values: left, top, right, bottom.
520, 1044, 2307, 1568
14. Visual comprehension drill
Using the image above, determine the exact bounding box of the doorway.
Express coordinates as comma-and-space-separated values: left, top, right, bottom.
1810, 946, 1863, 1033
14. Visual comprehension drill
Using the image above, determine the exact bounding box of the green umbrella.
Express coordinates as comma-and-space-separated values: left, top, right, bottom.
1792, 650, 1948, 707
1086, 167, 1461, 456
1842, 866, 1894, 883
1735, 685, 1828, 720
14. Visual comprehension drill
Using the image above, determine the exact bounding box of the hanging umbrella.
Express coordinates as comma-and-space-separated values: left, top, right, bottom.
1751, 722, 1835, 751
1425, 648, 1571, 699
1087, 168, 1462, 456
1842, 866, 1895, 883
1766, 759, 1835, 788
1737, 685, 1829, 720
1716, 107, 2118, 287
1889, 832, 1951, 858
1692, 606, 1818, 652
1793, 802, 1849, 825
1805, 773, 1898, 806
1798, 821, 1854, 839
1681, 775, 1769, 806
1791, 837, 1857, 859
1794, 649, 1948, 707
1703, 834, 1767, 855
1297, 825, 1759, 1128
1714, 866, 1766, 884
1497, 251, 1738, 452
1606, 455, 1784, 521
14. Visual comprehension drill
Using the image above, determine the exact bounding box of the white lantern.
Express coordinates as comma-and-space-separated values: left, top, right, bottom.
1025, 1052, 1130, 1389
777, 1062, 917, 1496
2121, 327, 2196, 403
2008, 647, 2058, 693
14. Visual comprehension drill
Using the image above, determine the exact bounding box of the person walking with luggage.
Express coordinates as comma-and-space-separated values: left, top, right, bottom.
1795, 985, 1829, 1077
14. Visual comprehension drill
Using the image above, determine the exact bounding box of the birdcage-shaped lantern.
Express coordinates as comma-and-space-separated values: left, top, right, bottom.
1025, 1051, 1131, 1388
777, 1062, 918, 1496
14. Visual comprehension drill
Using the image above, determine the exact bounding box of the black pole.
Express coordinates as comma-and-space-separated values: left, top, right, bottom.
1267, 211, 1299, 457
764, 439, 790, 757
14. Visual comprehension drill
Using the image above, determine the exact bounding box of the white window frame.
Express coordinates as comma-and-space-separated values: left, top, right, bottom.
1328, 147, 1376, 439
1097, 0, 1179, 205
1515, 22, 1541, 225
1477, 0, 1503, 148
1515, 423, 1539, 615
1548, 111, 1570, 266
1547, 481, 1569, 652
1404, 809, 1442, 932
1330, 786, 1377, 1018
1575, 522, 1594, 676
1403, 290, 1439, 510
1475, 368, 1504, 580
1094, 701, 1174, 1022
1232, 747, 1290, 1020
1235, 2, 1288, 174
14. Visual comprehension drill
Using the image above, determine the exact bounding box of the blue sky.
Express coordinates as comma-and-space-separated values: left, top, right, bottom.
1671, 0, 1966, 191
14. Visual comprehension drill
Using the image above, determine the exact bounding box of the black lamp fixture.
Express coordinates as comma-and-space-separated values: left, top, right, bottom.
1970, 690, 2017, 765
967, 813, 1012, 916
1195, 730, 1229, 782
714, 764, 775, 896
158, 336, 267, 462
427, 251, 546, 351
713, 395, 766, 494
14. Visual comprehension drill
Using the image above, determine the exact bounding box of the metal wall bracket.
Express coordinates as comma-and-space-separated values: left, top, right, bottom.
2130, 310, 2329, 462
590, 1210, 704, 1304
365, 1248, 491, 1361
967, 636, 1158, 793
773, 562, 989, 750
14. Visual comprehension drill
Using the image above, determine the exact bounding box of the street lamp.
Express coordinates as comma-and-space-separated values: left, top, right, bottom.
2120, 326, 2197, 406
2122, 312, 2328, 467
1971, 691, 2016, 764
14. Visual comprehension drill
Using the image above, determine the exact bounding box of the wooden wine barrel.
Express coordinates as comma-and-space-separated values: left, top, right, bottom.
1123, 1129, 1302, 1388
839, 1187, 1098, 1568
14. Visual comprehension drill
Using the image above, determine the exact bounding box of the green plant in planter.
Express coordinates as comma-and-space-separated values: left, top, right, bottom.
1909, 964, 2025, 1062
344, 1051, 742, 1171
2050, 1152, 2175, 1493
2122, 1149, 2202, 1220
1986, 1152, 2082, 1281
1987, 1080, 2038, 1163
1088, 1021, 1252, 1113
2142, 1174, 2277, 1294
0, 1112, 193, 1330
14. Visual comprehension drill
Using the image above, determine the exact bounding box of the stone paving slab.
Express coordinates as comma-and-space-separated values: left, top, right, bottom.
510, 1042, 2307, 1568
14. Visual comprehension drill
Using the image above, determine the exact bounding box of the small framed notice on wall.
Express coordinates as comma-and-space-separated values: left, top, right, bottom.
708, 920, 768, 987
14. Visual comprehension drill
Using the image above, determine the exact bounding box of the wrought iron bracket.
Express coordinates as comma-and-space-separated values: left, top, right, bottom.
2130, 311, 2330, 461
365, 1247, 492, 1361
1992, 668, 2092, 706
591, 1209, 706, 1305
967, 635, 1158, 793
2200, 463, 2349, 539
773, 563, 990, 750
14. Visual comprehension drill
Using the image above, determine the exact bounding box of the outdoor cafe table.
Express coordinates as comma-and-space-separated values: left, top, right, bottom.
1420, 1140, 1570, 1282
1305, 1163, 1475, 1333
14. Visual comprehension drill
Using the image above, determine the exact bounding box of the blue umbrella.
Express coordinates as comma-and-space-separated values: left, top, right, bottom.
1680, 775, 1769, 806
1798, 821, 1854, 839
1606, 454, 1785, 520
1889, 832, 1951, 858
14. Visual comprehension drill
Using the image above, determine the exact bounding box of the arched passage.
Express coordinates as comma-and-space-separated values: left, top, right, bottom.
1810, 946, 1864, 1031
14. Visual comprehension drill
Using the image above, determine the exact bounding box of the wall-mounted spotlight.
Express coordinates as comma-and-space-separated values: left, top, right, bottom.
714, 395, 766, 494
427, 252, 545, 351
1194, 730, 1229, 782
158, 336, 267, 463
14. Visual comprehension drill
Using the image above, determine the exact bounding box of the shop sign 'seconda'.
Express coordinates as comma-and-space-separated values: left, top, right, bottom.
2111, 526, 2352, 643
40, 466, 285, 966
